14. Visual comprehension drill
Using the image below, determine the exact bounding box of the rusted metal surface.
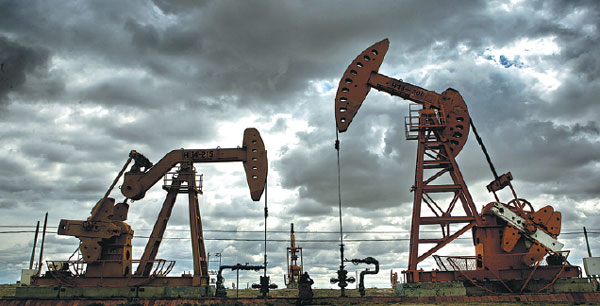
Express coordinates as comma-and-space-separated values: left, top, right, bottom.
335, 39, 579, 289
135, 177, 182, 277
56, 197, 134, 279
31, 275, 196, 287
335, 39, 470, 155
33, 128, 267, 290
285, 223, 303, 289
405, 108, 481, 280
390, 270, 399, 289
121, 128, 267, 201
335, 39, 388, 133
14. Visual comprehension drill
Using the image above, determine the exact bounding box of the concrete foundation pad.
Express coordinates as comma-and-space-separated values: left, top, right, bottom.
396, 278, 597, 297
395, 281, 466, 297
15, 286, 60, 299
137, 285, 212, 298
59, 286, 137, 298
16, 285, 214, 299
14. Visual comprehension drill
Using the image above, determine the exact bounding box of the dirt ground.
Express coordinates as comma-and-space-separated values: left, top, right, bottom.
1, 284, 595, 305
225, 288, 591, 305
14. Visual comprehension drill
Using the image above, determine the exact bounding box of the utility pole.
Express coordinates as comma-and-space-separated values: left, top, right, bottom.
37, 212, 48, 275
29, 221, 40, 269
584, 227, 593, 257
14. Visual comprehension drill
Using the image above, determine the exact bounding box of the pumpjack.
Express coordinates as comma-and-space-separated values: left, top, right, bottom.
284, 223, 303, 289
32, 128, 267, 289
334, 39, 581, 293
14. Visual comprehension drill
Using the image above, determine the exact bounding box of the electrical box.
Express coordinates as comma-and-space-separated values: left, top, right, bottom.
20, 269, 38, 285
583, 257, 600, 276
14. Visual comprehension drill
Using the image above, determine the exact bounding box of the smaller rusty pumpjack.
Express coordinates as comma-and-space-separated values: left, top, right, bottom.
34, 128, 267, 288
284, 223, 303, 289
334, 39, 580, 292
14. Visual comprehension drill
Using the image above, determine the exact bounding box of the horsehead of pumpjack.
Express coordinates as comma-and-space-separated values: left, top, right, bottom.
334, 38, 471, 156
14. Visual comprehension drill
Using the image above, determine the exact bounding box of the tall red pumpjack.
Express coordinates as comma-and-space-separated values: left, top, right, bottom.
334, 39, 582, 293
32, 128, 267, 289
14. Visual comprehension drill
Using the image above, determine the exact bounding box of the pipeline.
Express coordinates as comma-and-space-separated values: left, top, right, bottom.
215, 264, 264, 297
348, 257, 379, 297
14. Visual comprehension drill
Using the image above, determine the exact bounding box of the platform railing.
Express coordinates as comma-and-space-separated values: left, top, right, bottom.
46, 258, 176, 279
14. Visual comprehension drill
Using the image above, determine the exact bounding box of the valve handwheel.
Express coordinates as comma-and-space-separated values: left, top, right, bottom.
507, 198, 534, 216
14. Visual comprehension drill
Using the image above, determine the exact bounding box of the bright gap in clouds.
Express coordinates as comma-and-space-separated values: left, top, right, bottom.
478, 36, 562, 92
308, 79, 337, 96
215, 114, 315, 155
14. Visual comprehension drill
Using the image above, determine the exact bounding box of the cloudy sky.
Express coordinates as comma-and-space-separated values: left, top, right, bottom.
1, 0, 599, 290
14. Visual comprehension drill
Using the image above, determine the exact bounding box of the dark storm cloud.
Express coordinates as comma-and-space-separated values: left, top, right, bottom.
541, 78, 600, 121
357, 240, 407, 256
0, 199, 17, 209
275, 91, 416, 211
289, 199, 333, 217
545, 0, 600, 77
0, 36, 50, 105
465, 120, 600, 201
206, 200, 263, 220
109, 0, 497, 110
99, 107, 220, 152
125, 19, 203, 57
82, 77, 162, 108
276, 135, 412, 210
0, 157, 51, 198
571, 121, 600, 136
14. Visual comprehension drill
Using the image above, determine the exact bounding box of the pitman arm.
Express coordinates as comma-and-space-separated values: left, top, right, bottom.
121, 128, 267, 201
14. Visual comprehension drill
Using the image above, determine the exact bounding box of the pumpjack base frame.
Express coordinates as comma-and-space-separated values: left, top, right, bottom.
31, 275, 210, 288
16, 283, 215, 299
395, 277, 596, 298
405, 264, 581, 283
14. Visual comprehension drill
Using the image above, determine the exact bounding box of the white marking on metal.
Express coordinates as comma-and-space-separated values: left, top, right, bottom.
490, 202, 563, 252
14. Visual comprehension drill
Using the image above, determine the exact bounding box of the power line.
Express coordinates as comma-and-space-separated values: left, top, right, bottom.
0, 226, 597, 234
1, 231, 598, 243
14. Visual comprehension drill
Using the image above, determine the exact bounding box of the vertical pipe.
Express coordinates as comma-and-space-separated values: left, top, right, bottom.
300, 248, 303, 275
336, 136, 344, 263
335, 131, 346, 297
291, 223, 295, 248
29, 221, 40, 270
37, 212, 48, 275
263, 179, 268, 278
